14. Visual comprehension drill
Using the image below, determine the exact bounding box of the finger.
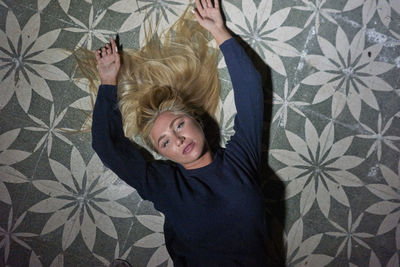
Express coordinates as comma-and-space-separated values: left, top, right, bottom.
95, 50, 101, 61
110, 38, 118, 53
206, 0, 212, 8
193, 8, 203, 23
106, 43, 111, 54
214, 0, 220, 10
101, 47, 107, 57
110, 38, 120, 63
195, 0, 204, 12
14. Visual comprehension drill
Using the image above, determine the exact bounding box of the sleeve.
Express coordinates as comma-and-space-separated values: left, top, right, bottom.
219, 38, 264, 169
91, 84, 151, 199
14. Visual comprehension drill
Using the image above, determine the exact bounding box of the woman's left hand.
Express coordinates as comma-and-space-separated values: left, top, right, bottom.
96, 38, 120, 86
194, 0, 232, 45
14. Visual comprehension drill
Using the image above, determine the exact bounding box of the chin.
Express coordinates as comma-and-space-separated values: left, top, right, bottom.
181, 148, 202, 164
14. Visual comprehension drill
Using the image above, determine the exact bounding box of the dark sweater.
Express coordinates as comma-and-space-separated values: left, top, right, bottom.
92, 37, 269, 266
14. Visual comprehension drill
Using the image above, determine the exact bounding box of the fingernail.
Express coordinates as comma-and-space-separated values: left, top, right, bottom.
191, 8, 195, 14
115, 46, 118, 52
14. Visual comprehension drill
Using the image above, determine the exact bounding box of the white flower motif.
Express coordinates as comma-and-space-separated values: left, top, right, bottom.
272, 79, 309, 128
25, 105, 73, 156
51, 0, 93, 14
37, 0, 51, 12
390, 24, 400, 46
285, 218, 333, 266
387, 253, 400, 267
343, 0, 395, 27
223, 0, 301, 75
357, 113, 400, 161
365, 162, 400, 238
134, 214, 173, 267
0, 129, 31, 204
93, 241, 132, 266
108, 0, 144, 33
0, 208, 37, 263
69, 78, 93, 111
270, 120, 364, 217
0, 11, 69, 112
109, 0, 186, 45
68, 77, 98, 132
64, 5, 114, 49
136, 0, 186, 25
325, 211, 373, 259
0, 129, 30, 165
38, 0, 89, 13
216, 89, 236, 147
368, 249, 400, 267
56, 0, 71, 13
302, 26, 394, 119
29, 251, 63, 267
28, 147, 135, 251
293, 0, 341, 32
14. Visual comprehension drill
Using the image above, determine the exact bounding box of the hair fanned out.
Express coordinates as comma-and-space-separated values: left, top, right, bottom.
74, 5, 220, 149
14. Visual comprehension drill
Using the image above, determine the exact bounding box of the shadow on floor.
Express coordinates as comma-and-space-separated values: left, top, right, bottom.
234, 34, 287, 267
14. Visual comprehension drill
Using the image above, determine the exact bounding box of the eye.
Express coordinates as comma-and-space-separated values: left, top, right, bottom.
177, 121, 184, 130
162, 139, 170, 148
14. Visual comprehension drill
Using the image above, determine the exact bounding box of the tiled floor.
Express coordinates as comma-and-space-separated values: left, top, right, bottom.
1, 0, 399, 266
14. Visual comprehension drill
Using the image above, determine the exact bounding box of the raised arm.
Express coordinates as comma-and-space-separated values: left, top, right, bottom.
92, 38, 150, 198
220, 38, 263, 167
194, 1, 264, 167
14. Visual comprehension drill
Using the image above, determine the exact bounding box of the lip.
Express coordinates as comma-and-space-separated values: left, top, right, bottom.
183, 142, 194, 155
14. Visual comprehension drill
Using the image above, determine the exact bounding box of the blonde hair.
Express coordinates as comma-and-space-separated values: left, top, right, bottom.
136, 85, 203, 151
74, 5, 220, 152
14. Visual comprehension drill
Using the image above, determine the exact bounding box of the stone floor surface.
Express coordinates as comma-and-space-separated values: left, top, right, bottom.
0, 0, 399, 266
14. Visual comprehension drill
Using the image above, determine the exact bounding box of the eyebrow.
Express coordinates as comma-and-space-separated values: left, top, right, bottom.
157, 115, 184, 148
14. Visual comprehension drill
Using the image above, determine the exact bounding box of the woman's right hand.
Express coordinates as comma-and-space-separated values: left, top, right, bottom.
96, 38, 120, 86
194, 0, 232, 46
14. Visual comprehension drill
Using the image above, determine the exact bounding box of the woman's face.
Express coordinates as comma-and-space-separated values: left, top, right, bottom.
150, 111, 211, 169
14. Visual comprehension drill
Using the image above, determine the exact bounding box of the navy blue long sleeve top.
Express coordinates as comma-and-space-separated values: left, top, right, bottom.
92, 37, 269, 266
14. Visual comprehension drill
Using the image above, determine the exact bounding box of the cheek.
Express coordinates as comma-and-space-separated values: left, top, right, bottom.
158, 151, 169, 159
187, 121, 203, 138
156, 149, 170, 161
159, 147, 178, 160
193, 125, 205, 141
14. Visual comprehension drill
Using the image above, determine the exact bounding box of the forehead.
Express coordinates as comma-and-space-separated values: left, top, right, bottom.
150, 112, 184, 138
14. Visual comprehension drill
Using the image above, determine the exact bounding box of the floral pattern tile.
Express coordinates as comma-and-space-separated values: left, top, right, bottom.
0, 0, 399, 266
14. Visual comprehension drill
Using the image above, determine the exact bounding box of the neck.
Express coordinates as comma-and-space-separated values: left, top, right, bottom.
182, 150, 213, 170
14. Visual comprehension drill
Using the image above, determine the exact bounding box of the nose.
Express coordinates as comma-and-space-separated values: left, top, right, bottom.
175, 135, 185, 146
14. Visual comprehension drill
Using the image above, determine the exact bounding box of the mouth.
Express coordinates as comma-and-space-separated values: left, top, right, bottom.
183, 142, 194, 155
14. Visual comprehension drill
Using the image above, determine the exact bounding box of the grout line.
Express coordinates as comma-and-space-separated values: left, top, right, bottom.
268, 25, 317, 148
293, 26, 316, 87
121, 198, 143, 255
298, 104, 367, 134
330, 13, 400, 47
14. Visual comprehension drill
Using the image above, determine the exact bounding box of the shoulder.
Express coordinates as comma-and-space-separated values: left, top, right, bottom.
148, 160, 179, 179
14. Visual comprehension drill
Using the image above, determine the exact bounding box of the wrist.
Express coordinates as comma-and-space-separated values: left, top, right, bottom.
100, 79, 117, 86
210, 27, 232, 46
100, 82, 117, 86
